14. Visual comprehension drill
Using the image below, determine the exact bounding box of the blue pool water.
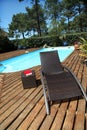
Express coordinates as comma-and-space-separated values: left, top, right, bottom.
0, 46, 74, 73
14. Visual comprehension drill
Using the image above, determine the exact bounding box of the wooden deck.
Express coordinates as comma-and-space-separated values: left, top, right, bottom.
0, 49, 87, 130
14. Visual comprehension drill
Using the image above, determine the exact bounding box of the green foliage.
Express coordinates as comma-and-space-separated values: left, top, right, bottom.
9, 0, 87, 38
11, 35, 63, 48
79, 37, 87, 44
79, 37, 87, 53
9, 1, 47, 38
0, 36, 16, 53
26, 3, 47, 36
80, 44, 87, 53
60, 32, 87, 45
28, 35, 63, 47
9, 13, 27, 39
10, 32, 87, 49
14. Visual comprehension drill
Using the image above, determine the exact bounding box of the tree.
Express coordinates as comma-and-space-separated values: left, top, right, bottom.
61, 0, 75, 33
69, 0, 87, 32
45, 0, 62, 34
9, 13, 27, 39
82, 0, 87, 12
25, 8, 35, 36
33, 0, 41, 36
26, 3, 47, 36
19, 0, 42, 36
17, 0, 87, 35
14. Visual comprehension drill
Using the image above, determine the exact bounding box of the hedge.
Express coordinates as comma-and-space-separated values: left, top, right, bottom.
12, 32, 87, 49
1, 32, 87, 52
0, 36, 16, 53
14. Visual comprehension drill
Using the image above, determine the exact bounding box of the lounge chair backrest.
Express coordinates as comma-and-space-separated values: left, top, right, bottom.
40, 50, 63, 74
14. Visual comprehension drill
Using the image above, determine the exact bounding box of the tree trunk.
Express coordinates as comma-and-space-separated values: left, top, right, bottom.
22, 32, 25, 39
67, 17, 70, 33
78, 3, 83, 32
79, 18, 83, 32
35, 0, 41, 36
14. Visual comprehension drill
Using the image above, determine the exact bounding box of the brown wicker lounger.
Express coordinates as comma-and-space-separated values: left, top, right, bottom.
40, 50, 87, 114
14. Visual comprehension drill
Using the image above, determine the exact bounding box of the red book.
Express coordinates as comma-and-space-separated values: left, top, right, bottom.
24, 69, 32, 76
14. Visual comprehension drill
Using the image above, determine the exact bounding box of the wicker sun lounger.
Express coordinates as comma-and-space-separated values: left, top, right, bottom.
40, 50, 87, 114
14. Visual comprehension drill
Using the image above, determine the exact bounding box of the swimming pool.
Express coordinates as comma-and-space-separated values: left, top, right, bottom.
0, 46, 74, 73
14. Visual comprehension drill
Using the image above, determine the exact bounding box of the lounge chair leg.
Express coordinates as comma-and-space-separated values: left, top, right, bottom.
43, 87, 50, 115
41, 73, 50, 114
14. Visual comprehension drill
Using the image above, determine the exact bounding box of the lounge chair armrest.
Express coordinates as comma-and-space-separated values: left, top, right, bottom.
63, 66, 72, 73
63, 66, 77, 78
63, 65, 78, 77
40, 69, 45, 76
40, 69, 47, 82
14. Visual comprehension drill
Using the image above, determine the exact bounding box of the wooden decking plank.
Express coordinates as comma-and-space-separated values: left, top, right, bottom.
3, 72, 20, 82
1, 80, 22, 98
73, 54, 86, 130
4, 72, 21, 80
0, 74, 4, 101
62, 100, 77, 130
0, 87, 42, 129
0, 87, 37, 123
73, 58, 81, 75
17, 96, 44, 130
85, 113, 87, 130
66, 53, 81, 83
6, 89, 43, 130
39, 104, 59, 130
62, 110, 76, 130
82, 65, 87, 91
2, 77, 21, 92
0, 75, 4, 84
74, 99, 86, 130
64, 52, 80, 77
77, 99, 86, 113
0, 50, 87, 129
0, 82, 23, 108
0, 87, 30, 115
74, 112, 85, 130
77, 63, 84, 82
50, 102, 69, 130
69, 54, 79, 72
2, 74, 21, 92
28, 105, 46, 130
63, 51, 75, 65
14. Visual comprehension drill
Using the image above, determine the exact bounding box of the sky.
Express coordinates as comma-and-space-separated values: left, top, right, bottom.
0, 0, 31, 32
